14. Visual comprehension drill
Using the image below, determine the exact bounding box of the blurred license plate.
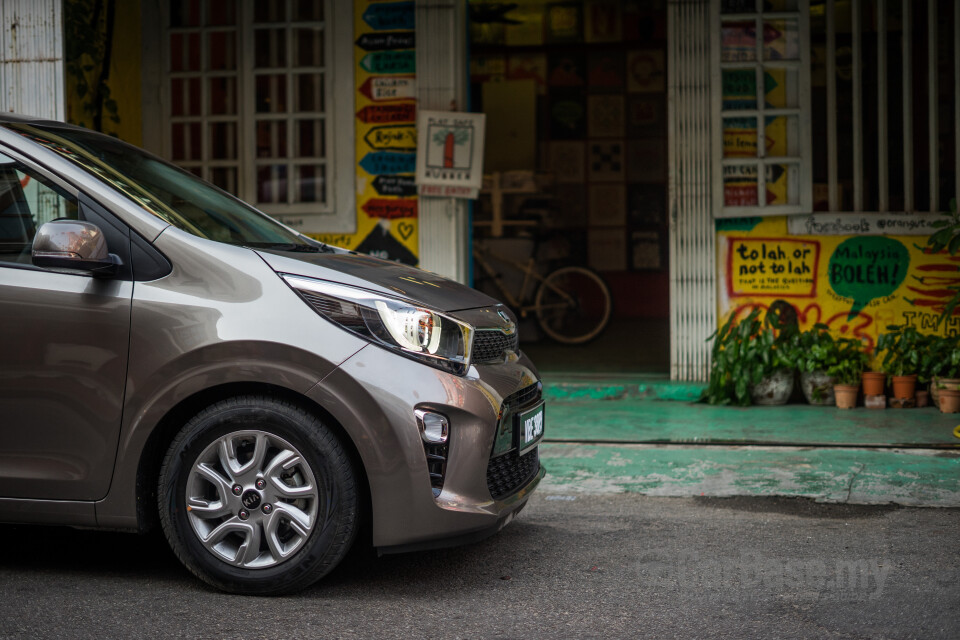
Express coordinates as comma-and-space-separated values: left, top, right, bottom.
515, 402, 545, 455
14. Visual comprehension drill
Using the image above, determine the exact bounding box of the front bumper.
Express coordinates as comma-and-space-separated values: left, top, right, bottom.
306, 343, 543, 549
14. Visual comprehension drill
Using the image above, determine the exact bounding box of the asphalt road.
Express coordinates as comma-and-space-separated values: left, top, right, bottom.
0, 494, 957, 639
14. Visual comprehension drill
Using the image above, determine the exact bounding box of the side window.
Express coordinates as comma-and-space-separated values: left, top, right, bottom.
0, 152, 79, 266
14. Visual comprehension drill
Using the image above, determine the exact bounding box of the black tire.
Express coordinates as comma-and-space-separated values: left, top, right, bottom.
158, 395, 358, 595
534, 266, 612, 344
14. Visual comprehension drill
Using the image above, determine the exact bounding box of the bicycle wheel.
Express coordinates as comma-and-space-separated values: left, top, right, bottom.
534, 266, 612, 344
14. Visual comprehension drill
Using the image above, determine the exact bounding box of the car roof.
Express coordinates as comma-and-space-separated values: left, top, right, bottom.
0, 112, 76, 126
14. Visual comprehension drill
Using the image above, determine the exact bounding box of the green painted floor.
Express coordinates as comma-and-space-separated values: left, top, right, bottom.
537, 374, 960, 506
544, 399, 960, 447
539, 444, 960, 507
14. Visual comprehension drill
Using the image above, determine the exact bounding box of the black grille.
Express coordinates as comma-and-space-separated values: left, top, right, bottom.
486, 382, 543, 500
424, 441, 448, 497
487, 447, 540, 501
503, 382, 542, 413
472, 330, 519, 364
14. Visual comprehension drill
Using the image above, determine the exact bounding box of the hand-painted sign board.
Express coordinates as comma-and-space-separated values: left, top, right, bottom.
717, 216, 960, 353
357, 103, 416, 124
356, 32, 415, 51
360, 51, 416, 74
359, 76, 416, 102
372, 175, 417, 197
416, 110, 486, 199
362, 1, 415, 31
787, 213, 944, 236
359, 151, 416, 176
363, 124, 417, 151
361, 198, 418, 219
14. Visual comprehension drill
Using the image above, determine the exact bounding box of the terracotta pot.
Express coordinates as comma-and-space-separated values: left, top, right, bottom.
915, 389, 930, 408
750, 369, 794, 406
938, 389, 960, 414
861, 372, 886, 396
801, 370, 836, 405
890, 374, 917, 401
834, 384, 859, 409
931, 377, 960, 408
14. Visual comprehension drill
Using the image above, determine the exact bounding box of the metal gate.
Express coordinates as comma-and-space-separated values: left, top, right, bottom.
668, 0, 715, 381
0, 0, 63, 121
415, 0, 470, 284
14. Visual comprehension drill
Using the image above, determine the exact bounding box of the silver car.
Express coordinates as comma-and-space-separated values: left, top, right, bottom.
0, 114, 544, 595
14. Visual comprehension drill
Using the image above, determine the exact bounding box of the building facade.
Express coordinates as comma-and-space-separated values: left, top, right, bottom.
2, 0, 958, 381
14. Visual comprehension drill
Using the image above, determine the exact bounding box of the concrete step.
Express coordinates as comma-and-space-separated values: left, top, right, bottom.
543, 373, 706, 403
539, 443, 960, 507
543, 398, 960, 448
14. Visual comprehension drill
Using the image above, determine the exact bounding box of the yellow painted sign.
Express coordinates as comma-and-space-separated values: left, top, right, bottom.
312, 0, 418, 265
727, 237, 818, 297
718, 217, 960, 351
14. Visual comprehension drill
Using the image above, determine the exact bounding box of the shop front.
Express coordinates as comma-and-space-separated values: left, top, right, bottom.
673, 0, 960, 380
2, 0, 958, 382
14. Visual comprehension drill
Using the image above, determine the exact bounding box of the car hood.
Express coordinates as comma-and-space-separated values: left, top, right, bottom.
256, 247, 502, 313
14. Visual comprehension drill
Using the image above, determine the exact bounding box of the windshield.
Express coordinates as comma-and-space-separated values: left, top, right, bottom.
3, 121, 315, 248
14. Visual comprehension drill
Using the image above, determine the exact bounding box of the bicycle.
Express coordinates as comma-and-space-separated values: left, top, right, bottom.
472, 240, 612, 345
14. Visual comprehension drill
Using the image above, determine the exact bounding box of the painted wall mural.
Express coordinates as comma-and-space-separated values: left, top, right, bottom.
717, 217, 960, 350
64, 0, 141, 145
312, 0, 418, 265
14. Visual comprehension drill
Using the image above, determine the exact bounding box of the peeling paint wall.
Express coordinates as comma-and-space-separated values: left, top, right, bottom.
0, 0, 64, 121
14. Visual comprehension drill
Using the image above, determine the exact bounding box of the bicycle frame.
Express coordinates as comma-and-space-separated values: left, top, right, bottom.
472, 246, 575, 317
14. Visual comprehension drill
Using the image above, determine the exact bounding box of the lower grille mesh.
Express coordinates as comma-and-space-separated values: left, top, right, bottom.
487, 447, 540, 501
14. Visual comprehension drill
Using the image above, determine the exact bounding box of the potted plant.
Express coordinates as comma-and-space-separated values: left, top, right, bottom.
783, 324, 842, 405
705, 308, 793, 406
917, 334, 945, 407
937, 386, 960, 413
876, 325, 924, 403
861, 369, 886, 396
930, 334, 960, 408
826, 338, 870, 409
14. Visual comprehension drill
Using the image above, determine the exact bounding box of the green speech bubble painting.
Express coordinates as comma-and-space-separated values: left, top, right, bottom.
828, 236, 910, 320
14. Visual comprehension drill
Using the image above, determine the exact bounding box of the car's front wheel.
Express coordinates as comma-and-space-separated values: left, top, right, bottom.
158, 395, 358, 595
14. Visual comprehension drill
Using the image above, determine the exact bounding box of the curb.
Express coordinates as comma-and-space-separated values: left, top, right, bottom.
543, 375, 706, 403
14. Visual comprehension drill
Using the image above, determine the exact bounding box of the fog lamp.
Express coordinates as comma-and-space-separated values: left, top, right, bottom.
415, 410, 449, 444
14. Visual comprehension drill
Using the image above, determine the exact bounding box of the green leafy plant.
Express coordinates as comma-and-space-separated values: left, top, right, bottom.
876, 325, 924, 377
925, 334, 960, 381
826, 338, 870, 386
918, 334, 945, 383
924, 197, 960, 325
705, 308, 791, 406
783, 323, 843, 374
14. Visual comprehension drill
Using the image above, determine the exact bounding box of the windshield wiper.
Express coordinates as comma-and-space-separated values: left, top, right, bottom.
241, 242, 327, 253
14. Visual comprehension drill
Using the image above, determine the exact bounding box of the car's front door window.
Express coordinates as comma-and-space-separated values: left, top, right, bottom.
0, 152, 79, 266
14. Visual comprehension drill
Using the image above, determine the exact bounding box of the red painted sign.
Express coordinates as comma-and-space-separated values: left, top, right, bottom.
361, 198, 418, 219
356, 103, 416, 124
359, 76, 416, 102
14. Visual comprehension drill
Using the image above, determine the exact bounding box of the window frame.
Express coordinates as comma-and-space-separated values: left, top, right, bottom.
158, 0, 355, 234
0, 146, 80, 269
710, 0, 813, 218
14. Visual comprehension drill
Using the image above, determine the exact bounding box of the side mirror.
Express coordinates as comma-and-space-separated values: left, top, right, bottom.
32, 220, 119, 277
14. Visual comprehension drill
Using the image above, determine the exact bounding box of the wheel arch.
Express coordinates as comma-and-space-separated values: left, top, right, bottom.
133, 382, 372, 539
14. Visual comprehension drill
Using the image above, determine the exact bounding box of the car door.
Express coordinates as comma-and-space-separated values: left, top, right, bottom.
0, 149, 132, 501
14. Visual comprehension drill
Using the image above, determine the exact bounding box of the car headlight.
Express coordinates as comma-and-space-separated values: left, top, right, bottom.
281, 274, 473, 375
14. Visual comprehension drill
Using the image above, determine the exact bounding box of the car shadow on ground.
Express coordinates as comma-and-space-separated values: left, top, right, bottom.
0, 518, 551, 596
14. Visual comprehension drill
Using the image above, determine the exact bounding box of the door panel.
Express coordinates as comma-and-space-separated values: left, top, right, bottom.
0, 270, 132, 500
0, 151, 132, 501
